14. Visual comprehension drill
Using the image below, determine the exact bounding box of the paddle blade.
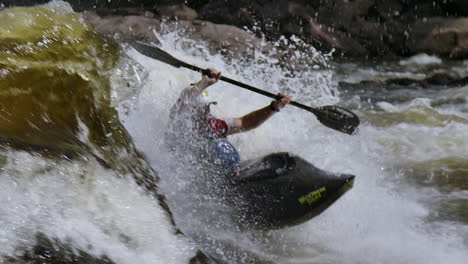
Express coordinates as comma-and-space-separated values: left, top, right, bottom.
312, 105, 360, 134
129, 41, 361, 134
130, 41, 186, 68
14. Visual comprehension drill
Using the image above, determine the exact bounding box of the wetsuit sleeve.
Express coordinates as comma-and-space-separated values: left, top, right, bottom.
169, 84, 199, 119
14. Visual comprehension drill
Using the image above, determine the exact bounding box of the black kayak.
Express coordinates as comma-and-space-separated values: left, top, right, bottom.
223, 152, 355, 229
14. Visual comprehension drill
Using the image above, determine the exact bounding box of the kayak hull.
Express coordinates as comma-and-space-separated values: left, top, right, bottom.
226, 152, 355, 229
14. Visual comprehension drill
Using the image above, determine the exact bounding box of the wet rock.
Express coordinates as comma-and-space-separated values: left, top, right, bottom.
83, 12, 162, 43
426, 73, 468, 86
93, 8, 156, 17
409, 18, 468, 59
444, 0, 468, 16
189, 251, 223, 264
4, 0, 468, 59
7, 233, 222, 264
1, 0, 185, 11
196, 0, 258, 30
339, 72, 468, 90
374, 0, 403, 19
6, 233, 115, 264
182, 20, 273, 57
84, 12, 273, 59
192, 0, 468, 58
329, 0, 375, 26
196, 1, 367, 56
157, 4, 198, 20
424, 72, 458, 85
0, 3, 178, 230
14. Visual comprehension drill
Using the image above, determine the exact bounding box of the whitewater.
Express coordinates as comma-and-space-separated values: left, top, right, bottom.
1, 2, 467, 264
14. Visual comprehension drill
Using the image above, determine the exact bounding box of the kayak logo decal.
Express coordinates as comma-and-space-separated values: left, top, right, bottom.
298, 187, 326, 205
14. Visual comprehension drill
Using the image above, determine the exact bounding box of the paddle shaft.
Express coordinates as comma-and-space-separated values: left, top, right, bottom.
130, 41, 359, 134
178, 61, 320, 114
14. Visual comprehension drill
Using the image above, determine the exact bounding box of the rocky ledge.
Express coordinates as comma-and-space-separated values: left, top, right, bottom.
339, 72, 468, 90
3, 0, 468, 59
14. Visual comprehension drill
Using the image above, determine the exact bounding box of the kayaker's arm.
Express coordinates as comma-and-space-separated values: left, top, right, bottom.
228, 93, 291, 135
182, 68, 221, 98
168, 68, 221, 118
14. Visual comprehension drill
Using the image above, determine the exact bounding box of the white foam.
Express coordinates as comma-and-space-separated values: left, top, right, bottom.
121, 30, 468, 263
399, 53, 443, 66
0, 150, 194, 263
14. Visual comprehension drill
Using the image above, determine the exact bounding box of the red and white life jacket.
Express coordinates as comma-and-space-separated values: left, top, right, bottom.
207, 116, 229, 138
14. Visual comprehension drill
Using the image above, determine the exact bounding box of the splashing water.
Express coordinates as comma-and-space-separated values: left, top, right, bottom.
122, 29, 468, 263
0, 1, 466, 264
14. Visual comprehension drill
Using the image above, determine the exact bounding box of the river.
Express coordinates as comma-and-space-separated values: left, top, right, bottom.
0, 2, 467, 264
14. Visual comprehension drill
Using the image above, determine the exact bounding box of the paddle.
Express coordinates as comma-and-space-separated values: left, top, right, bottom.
130, 41, 360, 134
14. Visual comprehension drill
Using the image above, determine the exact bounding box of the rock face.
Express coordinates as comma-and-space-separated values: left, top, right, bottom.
410, 18, 468, 58
193, 0, 468, 58
4, 0, 468, 58
339, 73, 468, 90
83, 12, 162, 43
84, 11, 273, 60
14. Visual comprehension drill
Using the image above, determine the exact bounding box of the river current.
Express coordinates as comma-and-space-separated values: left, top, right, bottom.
0, 2, 467, 264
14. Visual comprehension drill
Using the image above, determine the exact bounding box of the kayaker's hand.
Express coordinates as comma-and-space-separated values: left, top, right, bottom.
197, 68, 221, 89
272, 93, 292, 110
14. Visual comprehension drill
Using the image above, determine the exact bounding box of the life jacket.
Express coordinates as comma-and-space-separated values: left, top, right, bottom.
197, 101, 229, 139
198, 103, 240, 175
207, 116, 228, 139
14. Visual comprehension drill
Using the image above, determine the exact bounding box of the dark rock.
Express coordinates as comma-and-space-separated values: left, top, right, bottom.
439, 0, 468, 16
196, 0, 256, 29
4, 0, 468, 60
84, 12, 273, 59
181, 20, 273, 57
425, 73, 468, 86
157, 4, 198, 20
83, 12, 162, 43
0, 0, 185, 11
339, 72, 468, 90
409, 18, 468, 59
331, 0, 375, 26
190, 250, 224, 264
374, 0, 403, 20
450, 0, 468, 16
425, 72, 458, 85
5, 233, 115, 264
93, 8, 156, 17
339, 80, 385, 91
308, 20, 368, 56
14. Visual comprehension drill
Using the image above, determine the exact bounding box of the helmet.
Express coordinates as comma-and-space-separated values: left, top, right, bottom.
211, 139, 240, 173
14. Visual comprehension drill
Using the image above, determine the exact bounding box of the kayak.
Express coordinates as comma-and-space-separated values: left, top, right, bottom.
225, 152, 355, 229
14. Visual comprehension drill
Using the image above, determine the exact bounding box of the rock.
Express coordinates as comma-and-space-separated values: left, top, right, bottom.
425, 73, 468, 86
339, 72, 468, 90
308, 19, 368, 56
332, 0, 375, 26
94, 8, 156, 17
176, 19, 273, 58
83, 11, 162, 43
409, 18, 468, 58
442, 0, 468, 16
8, 233, 116, 264
84, 12, 273, 60
197, 0, 257, 29
374, 0, 404, 19
424, 72, 458, 85
5, 0, 468, 59
1, 0, 186, 11
157, 4, 198, 20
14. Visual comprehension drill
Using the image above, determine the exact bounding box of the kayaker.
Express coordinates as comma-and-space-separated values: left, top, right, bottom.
166, 68, 291, 175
